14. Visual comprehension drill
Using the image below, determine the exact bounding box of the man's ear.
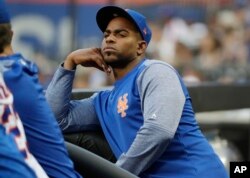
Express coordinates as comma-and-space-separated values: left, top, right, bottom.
137, 40, 147, 55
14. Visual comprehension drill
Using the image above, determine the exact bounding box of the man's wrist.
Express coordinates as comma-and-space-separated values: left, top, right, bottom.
64, 57, 76, 70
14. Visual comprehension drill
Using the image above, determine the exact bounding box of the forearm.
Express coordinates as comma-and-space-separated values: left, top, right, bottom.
64, 54, 77, 70
45, 66, 100, 133
45, 65, 75, 121
116, 122, 172, 175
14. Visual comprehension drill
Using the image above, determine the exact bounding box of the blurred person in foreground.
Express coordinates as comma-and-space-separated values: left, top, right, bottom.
46, 5, 229, 178
0, 0, 81, 177
0, 73, 42, 178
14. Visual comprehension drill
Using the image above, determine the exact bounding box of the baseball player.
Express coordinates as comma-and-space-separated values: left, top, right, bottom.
0, 1, 81, 177
0, 73, 48, 178
46, 5, 229, 178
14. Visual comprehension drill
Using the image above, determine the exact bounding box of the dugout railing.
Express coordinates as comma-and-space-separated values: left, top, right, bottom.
67, 82, 250, 177
71, 82, 250, 112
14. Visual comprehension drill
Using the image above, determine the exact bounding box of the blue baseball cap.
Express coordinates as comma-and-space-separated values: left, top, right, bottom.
96, 6, 152, 45
0, 0, 10, 24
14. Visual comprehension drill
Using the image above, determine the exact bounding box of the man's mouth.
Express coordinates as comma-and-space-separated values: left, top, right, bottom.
103, 47, 116, 53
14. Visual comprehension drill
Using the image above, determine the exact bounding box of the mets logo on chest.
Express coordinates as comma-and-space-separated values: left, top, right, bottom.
117, 93, 129, 118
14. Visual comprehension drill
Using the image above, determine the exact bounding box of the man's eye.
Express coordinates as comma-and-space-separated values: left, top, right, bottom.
118, 33, 126, 37
103, 33, 109, 38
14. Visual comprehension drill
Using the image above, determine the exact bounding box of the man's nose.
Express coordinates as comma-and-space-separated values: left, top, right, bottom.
105, 34, 115, 43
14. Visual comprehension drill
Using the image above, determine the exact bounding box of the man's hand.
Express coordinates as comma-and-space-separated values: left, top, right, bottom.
64, 48, 111, 75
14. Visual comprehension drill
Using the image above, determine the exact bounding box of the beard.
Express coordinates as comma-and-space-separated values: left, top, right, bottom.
106, 58, 132, 68
104, 52, 136, 69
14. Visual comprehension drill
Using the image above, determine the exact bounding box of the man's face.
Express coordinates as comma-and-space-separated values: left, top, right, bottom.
101, 17, 142, 68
